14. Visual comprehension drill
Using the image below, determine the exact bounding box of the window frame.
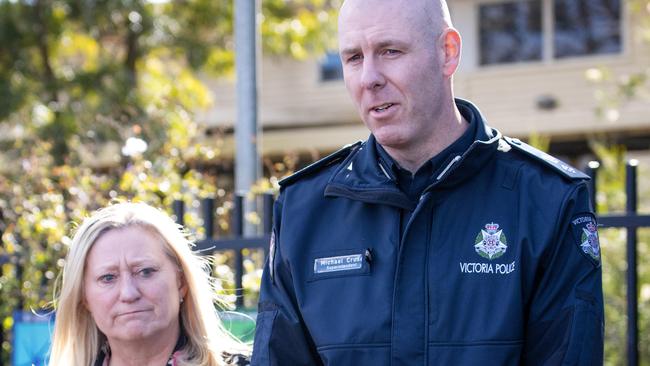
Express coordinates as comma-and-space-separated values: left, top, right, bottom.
318, 51, 344, 83
474, 0, 626, 69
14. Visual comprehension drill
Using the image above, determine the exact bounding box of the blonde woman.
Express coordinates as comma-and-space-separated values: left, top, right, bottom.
50, 202, 249, 366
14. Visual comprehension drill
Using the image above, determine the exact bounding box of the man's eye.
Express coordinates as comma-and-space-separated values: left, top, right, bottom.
98, 274, 116, 283
347, 54, 362, 63
384, 49, 401, 55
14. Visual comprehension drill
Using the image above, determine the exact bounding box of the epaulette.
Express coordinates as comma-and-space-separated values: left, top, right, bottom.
503, 136, 589, 180
279, 141, 363, 187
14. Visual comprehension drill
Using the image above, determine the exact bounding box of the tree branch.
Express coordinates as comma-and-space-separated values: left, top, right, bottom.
125, 15, 140, 91
34, 0, 58, 104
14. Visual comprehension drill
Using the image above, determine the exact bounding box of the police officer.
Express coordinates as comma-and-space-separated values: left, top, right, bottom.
251, 0, 604, 364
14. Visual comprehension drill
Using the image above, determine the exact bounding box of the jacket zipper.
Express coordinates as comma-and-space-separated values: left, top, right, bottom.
436, 155, 462, 181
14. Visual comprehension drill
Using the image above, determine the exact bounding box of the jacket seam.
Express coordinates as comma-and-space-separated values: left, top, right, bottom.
325, 184, 414, 210
315, 340, 525, 351
428, 340, 524, 346
316, 343, 392, 351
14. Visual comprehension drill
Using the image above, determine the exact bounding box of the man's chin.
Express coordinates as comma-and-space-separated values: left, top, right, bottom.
373, 130, 408, 149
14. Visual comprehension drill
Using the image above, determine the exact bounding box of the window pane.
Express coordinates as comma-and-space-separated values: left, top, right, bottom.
554, 0, 621, 58
479, 1, 543, 65
320, 52, 343, 81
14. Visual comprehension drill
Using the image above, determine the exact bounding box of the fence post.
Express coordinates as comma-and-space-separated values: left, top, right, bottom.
0, 211, 4, 366
626, 160, 639, 366
173, 200, 185, 226
202, 198, 215, 240
262, 193, 274, 259
233, 195, 245, 309
586, 161, 600, 213
0, 314, 3, 366
0, 296, 3, 366
0, 209, 4, 366
16, 255, 24, 314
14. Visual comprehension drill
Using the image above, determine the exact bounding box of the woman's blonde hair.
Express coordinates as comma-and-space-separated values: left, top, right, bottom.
49, 202, 247, 366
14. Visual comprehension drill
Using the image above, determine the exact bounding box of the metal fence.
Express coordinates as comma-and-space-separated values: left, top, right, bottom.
587, 161, 650, 366
173, 193, 274, 309
0, 161, 648, 365
186, 161, 650, 366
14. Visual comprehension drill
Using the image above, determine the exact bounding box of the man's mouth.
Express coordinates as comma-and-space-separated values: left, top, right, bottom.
372, 103, 394, 112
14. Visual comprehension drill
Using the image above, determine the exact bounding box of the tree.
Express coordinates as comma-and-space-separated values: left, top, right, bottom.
0, 0, 342, 362
585, 0, 650, 123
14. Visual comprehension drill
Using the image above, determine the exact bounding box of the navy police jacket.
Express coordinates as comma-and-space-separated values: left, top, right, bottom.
252, 100, 604, 365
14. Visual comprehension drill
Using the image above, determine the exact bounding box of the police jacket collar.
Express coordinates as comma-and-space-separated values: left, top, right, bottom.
324, 99, 502, 210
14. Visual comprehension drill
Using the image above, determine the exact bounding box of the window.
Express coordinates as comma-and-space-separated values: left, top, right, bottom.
479, 1, 543, 65
319, 52, 343, 81
479, 0, 621, 66
554, 0, 621, 58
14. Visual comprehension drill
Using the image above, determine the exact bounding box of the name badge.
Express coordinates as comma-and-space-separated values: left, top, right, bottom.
314, 254, 364, 274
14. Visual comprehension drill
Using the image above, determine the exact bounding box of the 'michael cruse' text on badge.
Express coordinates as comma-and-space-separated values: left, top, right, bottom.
314, 254, 364, 274
571, 213, 601, 266
309, 249, 372, 282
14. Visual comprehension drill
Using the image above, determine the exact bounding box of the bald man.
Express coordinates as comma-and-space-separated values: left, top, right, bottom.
251, 1, 604, 365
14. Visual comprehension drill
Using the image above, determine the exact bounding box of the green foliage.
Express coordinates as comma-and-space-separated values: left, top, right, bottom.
526, 132, 551, 152
261, 0, 341, 59
585, 0, 650, 123
590, 141, 628, 214
0, 0, 338, 362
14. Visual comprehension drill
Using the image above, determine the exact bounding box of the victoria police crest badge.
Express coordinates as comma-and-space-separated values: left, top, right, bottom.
474, 222, 508, 260
571, 213, 601, 266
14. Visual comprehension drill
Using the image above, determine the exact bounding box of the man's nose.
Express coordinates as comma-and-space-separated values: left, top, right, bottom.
118, 275, 141, 302
360, 57, 386, 90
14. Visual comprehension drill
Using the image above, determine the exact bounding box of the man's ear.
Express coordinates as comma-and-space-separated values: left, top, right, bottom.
439, 27, 462, 77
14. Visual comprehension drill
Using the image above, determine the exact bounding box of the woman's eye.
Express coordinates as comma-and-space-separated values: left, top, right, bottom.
138, 267, 157, 278
98, 274, 116, 283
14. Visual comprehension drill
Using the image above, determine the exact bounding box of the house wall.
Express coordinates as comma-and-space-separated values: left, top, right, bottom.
452, 0, 650, 138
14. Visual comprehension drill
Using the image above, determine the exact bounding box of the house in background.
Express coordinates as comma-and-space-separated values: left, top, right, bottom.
200, 0, 649, 173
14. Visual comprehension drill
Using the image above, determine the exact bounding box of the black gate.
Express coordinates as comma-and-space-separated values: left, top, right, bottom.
173, 193, 274, 309
588, 161, 650, 366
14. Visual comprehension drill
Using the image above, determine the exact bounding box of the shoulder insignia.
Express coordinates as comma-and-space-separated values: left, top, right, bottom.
279, 141, 363, 187
570, 213, 601, 267
503, 136, 589, 180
